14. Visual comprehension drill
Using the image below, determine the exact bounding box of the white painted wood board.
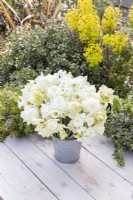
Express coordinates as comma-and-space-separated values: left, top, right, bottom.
83, 134, 133, 185
5, 137, 94, 200
0, 142, 58, 200
28, 134, 133, 200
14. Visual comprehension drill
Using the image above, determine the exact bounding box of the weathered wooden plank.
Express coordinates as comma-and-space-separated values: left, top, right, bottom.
83, 134, 133, 185
0, 142, 58, 200
5, 137, 94, 200
28, 134, 133, 200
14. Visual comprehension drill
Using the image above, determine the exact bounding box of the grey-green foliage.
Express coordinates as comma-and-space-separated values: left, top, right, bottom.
105, 95, 133, 166
0, 22, 87, 85
0, 24, 46, 84
0, 85, 35, 142
41, 23, 87, 75
9, 68, 38, 86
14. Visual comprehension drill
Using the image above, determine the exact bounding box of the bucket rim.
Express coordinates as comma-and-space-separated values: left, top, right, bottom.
52, 135, 82, 143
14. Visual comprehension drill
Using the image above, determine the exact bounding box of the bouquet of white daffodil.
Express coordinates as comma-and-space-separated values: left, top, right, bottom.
18, 70, 114, 141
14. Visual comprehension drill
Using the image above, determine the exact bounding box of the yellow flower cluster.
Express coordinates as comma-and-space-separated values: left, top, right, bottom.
78, 0, 95, 15
65, 8, 79, 30
128, 6, 133, 24
103, 32, 128, 53
78, 14, 100, 42
102, 6, 122, 32
84, 44, 103, 67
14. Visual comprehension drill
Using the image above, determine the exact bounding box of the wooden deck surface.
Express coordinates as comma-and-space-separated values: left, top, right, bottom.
0, 134, 133, 200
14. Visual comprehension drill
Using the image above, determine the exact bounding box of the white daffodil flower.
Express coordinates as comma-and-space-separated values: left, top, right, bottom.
19, 70, 115, 141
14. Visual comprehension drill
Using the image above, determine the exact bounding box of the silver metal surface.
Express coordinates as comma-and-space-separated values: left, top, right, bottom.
52, 136, 82, 163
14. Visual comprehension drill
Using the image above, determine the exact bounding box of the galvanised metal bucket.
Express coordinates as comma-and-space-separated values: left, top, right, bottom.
52, 136, 82, 163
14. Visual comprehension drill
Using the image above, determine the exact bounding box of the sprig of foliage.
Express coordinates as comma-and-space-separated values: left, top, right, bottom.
0, 85, 35, 142
9, 68, 38, 86
105, 95, 133, 166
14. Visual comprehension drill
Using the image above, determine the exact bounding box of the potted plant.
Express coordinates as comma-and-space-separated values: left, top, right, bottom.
18, 70, 115, 163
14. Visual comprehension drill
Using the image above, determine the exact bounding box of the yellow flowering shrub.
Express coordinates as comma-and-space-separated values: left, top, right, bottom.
65, 0, 129, 67
103, 32, 128, 53
102, 34, 110, 46
102, 6, 122, 32
128, 6, 133, 24
65, 0, 102, 66
84, 44, 103, 67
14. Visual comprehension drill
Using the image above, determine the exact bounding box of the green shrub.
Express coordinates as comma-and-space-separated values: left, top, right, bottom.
0, 22, 132, 97
39, 24, 133, 98
105, 95, 133, 166
0, 25, 46, 84
0, 23, 87, 84
0, 85, 35, 142
102, 47, 133, 97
